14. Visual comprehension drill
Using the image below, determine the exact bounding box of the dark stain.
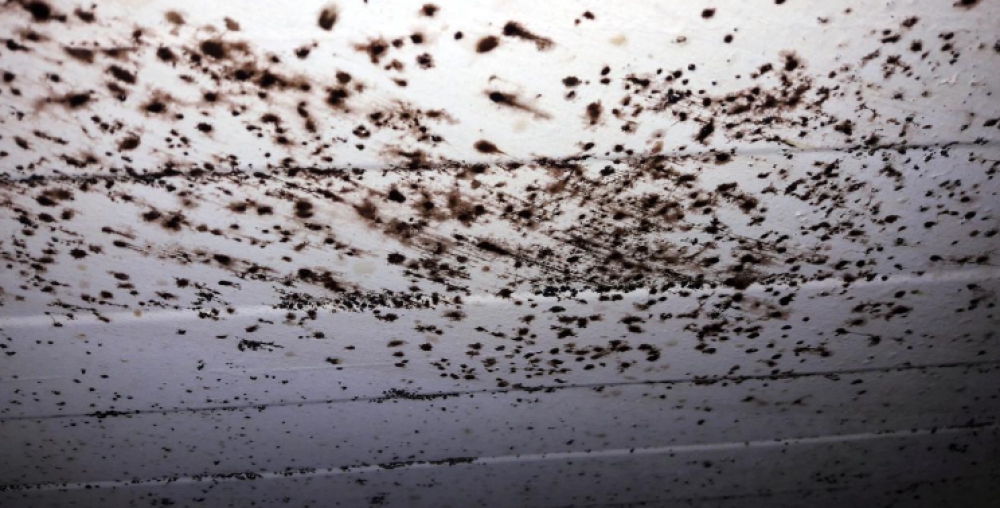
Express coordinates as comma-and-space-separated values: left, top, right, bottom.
164, 11, 185, 25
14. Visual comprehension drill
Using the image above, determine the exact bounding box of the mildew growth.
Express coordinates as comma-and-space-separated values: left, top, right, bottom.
0, 3, 998, 502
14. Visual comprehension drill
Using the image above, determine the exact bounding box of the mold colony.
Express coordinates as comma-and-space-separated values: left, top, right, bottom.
0, 1, 998, 506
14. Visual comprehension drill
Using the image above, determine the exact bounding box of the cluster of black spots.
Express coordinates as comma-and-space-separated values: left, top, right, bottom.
0, 1, 997, 409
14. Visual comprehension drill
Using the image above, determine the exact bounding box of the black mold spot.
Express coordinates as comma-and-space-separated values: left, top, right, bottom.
387, 188, 406, 203
327, 88, 350, 108
144, 99, 166, 114
164, 11, 185, 25
782, 52, 802, 72
107, 65, 136, 84
586, 101, 602, 125
64, 47, 94, 63
701, 8, 716, 18
295, 200, 314, 219
502, 21, 553, 50
73, 7, 94, 22
318, 5, 338, 31
421, 4, 438, 17
118, 135, 140, 151
199, 40, 226, 59
356, 38, 389, 64
22, 1, 52, 22
156, 47, 175, 62
476, 36, 499, 53
53, 92, 92, 109
474, 140, 501, 154
695, 119, 715, 144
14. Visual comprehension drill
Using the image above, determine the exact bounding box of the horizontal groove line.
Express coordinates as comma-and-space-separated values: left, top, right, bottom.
0, 140, 996, 183
3, 359, 998, 423
2, 422, 995, 493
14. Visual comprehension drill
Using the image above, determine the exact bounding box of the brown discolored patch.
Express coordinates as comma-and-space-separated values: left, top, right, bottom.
63, 47, 94, 63
164, 11, 185, 25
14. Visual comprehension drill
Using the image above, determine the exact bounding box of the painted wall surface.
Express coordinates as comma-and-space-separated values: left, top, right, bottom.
1, 0, 998, 506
